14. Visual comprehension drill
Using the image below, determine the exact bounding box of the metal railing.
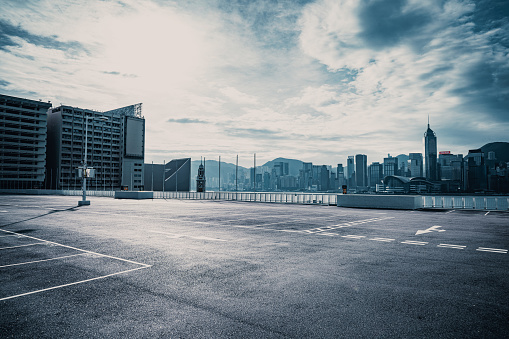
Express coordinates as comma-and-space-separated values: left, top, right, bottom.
2, 189, 508, 210
422, 196, 509, 210
0, 189, 337, 206
154, 191, 338, 206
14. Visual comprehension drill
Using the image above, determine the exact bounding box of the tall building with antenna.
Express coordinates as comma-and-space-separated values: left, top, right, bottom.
424, 117, 438, 181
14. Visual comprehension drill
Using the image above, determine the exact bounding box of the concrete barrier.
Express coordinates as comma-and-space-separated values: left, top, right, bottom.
114, 191, 153, 199
337, 194, 422, 210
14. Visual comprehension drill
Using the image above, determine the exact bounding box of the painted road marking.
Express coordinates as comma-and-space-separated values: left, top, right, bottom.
484, 212, 490, 216
317, 232, 337, 236
0, 266, 149, 302
370, 237, 395, 242
342, 235, 365, 239
0, 253, 88, 268
401, 240, 428, 246
0, 228, 152, 301
303, 217, 395, 234
438, 244, 466, 249
445, 210, 455, 214
415, 226, 445, 235
476, 247, 507, 254
0, 243, 46, 250
0, 228, 151, 268
148, 230, 227, 242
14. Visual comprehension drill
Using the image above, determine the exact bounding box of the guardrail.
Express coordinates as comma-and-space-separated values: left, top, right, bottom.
0, 189, 337, 206
422, 196, 509, 211
2, 189, 507, 210
154, 191, 338, 205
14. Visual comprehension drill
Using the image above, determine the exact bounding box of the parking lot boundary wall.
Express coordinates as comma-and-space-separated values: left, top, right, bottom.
337, 194, 422, 210
337, 194, 509, 211
1, 189, 508, 210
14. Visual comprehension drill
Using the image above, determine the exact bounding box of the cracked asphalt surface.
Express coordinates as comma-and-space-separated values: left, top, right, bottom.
0, 195, 508, 338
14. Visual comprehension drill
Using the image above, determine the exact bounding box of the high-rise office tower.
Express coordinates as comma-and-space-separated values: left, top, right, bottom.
337, 164, 345, 186
383, 155, 398, 176
424, 119, 438, 181
408, 153, 423, 177
46, 103, 145, 190
355, 154, 368, 188
368, 162, 383, 188
0, 94, 52, 189
347, 156, 355, 187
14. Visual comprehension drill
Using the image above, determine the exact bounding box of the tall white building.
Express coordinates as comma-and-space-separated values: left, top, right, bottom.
46, 103, 145, 190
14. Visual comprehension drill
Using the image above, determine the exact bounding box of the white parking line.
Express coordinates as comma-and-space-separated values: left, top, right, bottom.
0, 228, 152, 301
0, 253, 88, 268
0, 243, 46, 250
437, 244, 466, 249
0, 266, 149, 302
370, 237, 395, 242
476, 247, 507, 254
401, 240, 428, 246
341, 235, 365, 239
317, 232, 337, 236
0, 228, 150, 267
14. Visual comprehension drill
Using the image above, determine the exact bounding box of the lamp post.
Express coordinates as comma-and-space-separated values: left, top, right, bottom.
78, 115, 108, 206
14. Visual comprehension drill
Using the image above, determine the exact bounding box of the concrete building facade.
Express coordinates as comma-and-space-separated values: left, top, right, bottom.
0, 94, 52, 189
46, 103, 145, 190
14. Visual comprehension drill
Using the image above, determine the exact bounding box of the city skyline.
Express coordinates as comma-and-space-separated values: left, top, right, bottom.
1, 0, 508, 167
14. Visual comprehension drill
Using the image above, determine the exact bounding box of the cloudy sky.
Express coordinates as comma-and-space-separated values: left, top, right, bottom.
1, 0, 508, 167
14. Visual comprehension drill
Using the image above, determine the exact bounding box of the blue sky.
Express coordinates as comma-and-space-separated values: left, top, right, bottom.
1, 0, 508, 167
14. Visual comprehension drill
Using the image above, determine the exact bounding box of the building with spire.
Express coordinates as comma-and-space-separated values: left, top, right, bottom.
424, 118, 438, 181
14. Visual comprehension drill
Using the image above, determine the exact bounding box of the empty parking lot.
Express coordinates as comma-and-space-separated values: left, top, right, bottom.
1, 195, 508, 338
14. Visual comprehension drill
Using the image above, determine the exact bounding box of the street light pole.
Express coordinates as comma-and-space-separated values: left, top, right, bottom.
79, 115, 90, 206
78, 115, 107, 206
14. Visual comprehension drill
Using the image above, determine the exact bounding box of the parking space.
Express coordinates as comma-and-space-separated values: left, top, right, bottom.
0, 195, 508, 338
0, 227, 150, 302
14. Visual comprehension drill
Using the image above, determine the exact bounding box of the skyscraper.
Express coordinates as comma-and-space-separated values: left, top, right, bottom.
347, 156, 355, 188
424, 119, 438, 181
408, 153, 423, 177
355, 154, 368, 188
368, 162, 384, 189
383, 155, 398, 176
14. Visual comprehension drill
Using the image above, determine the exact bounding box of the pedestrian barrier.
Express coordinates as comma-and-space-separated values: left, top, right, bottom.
1, 189, 507, 210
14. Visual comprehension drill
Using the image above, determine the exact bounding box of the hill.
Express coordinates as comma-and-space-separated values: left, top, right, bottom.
261, 158, 304, 177
480, 142, 509, 163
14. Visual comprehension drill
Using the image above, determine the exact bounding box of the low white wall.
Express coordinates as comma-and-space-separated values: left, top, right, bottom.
338, 194, 509, 210
337, 194, 423, 210
114, 191, 153, 199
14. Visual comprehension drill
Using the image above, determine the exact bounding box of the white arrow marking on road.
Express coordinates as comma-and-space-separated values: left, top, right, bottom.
415, 225, 445, 235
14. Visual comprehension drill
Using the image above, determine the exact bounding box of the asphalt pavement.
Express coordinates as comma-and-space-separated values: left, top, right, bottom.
0, 194, 508, 338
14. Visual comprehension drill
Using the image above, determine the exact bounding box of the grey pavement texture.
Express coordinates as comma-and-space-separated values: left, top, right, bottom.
0, 195, 508, 338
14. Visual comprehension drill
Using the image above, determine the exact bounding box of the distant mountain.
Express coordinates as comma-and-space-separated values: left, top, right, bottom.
262, 157, 304, 177
480, 142, 509, 163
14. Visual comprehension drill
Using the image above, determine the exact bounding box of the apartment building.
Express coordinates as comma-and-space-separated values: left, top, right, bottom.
46, 103, 145, 190
0, 94, 52, 189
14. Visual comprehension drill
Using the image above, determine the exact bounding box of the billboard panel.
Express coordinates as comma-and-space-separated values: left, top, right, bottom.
125, 117, 144, 158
